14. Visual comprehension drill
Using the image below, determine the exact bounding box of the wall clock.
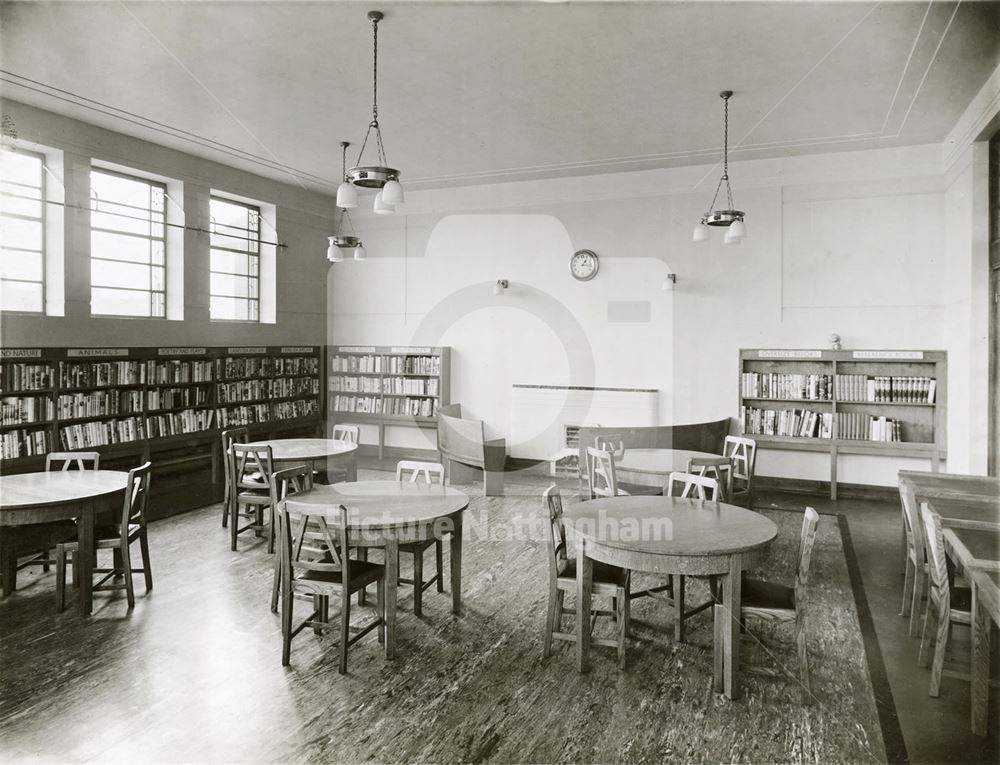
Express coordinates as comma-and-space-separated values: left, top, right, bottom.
569, 249, 599, 281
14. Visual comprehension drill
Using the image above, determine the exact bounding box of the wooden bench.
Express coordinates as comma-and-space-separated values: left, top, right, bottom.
576, 419, 735, 483
438, 404, 506, 496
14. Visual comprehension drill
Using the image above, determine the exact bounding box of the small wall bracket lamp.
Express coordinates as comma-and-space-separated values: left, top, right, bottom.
493, 279, 509, 295
662, 273, 677, 291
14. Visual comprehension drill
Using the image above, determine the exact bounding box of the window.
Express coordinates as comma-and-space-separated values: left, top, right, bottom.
210, 196, 260, 321
90, 168, 166, 317
0, 149, 45, 312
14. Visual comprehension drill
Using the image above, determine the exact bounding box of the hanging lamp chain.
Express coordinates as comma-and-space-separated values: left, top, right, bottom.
355, 12, 389, 169
705, 91, 737, 217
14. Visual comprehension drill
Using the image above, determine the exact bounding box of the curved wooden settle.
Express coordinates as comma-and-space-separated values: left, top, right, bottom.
576, 419, 736, 481
437, 404, 506, 496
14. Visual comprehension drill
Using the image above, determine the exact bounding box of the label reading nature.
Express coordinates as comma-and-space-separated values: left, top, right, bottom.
0, 349, 42, 359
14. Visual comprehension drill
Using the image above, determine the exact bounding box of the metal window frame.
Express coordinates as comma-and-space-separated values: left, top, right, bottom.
0, 148, 46, 313
209, 195, 261, 323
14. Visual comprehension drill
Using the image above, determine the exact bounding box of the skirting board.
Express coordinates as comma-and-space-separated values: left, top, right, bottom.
754, 476, 898, 502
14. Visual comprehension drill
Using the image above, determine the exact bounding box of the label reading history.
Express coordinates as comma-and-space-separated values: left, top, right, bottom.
0, 349, 42, 359
67, 348, 128, 358
852, 351, 924, 360
280, 347, 315, 354
158, 347, 206, 356
757, 350, 823, 359
392, 347, 431, 354
227, 346, 267, 354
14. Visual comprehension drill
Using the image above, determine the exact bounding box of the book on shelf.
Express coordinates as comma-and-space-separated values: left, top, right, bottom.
59, 417, 145, 449
216, 404, 271, 427
145, 409, 215, 438
1, 428, 50, 459
57, 389, 143, 419
834, 412, 902, 442
834, 374, 936, 403
59, 361, 145, 388
1, 396, 54, 425
273, 357, 319, 375
2, 363, 52, 392
217, 379, 272, 403
145, 359, 215, 384
274, 399, 319, 420
220, 356, 272, 379
740, 405, 832, 438
741, 372, 832, 400
329, 354, 441, 375
272, 377, 320, 397
146, 386, 211, 410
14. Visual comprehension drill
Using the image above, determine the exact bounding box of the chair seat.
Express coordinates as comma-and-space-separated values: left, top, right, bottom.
951, 586, 973, 612
741, 577, 795, 611
559, 558, 629, 587
294, 559, 385, 591
399, 539, 438, 553
59, 523, 141, 550
617, 481, 663, 497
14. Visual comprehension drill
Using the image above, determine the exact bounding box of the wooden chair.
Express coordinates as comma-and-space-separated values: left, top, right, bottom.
277, 497, 385, 673
332, 424, 360, 444
666, 471, 720, 500
269, 465, 315, 612
541, 485, 630, 668
898, 481, 929, 636
593, 436, 661, 496
733, 506, 820, 700
229, 443, 274, 552
585, 447, 626, 499
54, 461, 153, 612
395, 461, 446, 616
918, 505, 972, 697
46, 451, 101, 471
220, 426, 250, 528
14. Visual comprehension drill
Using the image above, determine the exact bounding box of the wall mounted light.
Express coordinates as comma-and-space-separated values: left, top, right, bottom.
493, 279, 509, 295
662, 273, 677, 291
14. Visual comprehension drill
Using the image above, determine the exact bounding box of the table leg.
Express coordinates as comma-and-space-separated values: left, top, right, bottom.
384, 538, 398, 660
79, 503, 95, 616
0, 533, 16, 596
576, 540, 592, 673
450, 518, 463, 615
722, 555, 743, 699
346, 452, 357, 482
971, 582, 991, 736
713, 602, 725, 693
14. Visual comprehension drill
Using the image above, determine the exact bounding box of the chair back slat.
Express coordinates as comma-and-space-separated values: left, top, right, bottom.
332, 424, 360, 445
898, 481, 924, 555
231, 443, 273, 491
723, 435, 757, 490
46, 451, 100, 471
586, 446, 619, 499
666, 471, 719, 500
280, 498, 347, 573
542, 485, 569, 579
920, 505, 950, 595
796, 507, 820, 586
396, 460, 445, 485
594, 434, 625, 460
122, 461, 152, 531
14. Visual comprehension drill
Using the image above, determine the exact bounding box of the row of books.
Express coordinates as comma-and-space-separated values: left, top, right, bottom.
146, 387, 212, 410
331, 394, 381, 414
836, 412, 902, 442
328, 376, 440, 396
274, 399, 319, 420
834, 375, 936, 404
272, 378, 320, 398
60, 361, 145, 388
741, 373, 832, 401
216, 404, 270, 427
383, 397, 437, 417
145, 360, 215, 383
145, 409, 216, 438
217, 380, 272, 403
0, 396, 54, 425
57, 390, 143, 419
329, 354, 441, 375
59, 417, 144, 449
0, 428, 50, 459
741, 406, 833, 438
220, 356, 273, 379
2, 363, 52, 392
273, 357, 319, 375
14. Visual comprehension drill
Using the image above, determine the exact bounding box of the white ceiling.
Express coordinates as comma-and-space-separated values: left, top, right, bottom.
2, 1, 998, 196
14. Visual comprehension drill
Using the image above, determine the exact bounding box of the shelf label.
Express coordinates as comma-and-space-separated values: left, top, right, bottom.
67, 348, 128, 358
0, 348, 42, 359
226, 346, 267, 354
391, 346, 431, 354
340, 346, 376, 353
851, 350, 924, 360
757, 350, 823, 359
158, 347, 206, 356
280, 346, 315, 354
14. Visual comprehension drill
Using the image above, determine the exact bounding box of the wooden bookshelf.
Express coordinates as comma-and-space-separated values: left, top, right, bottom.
327, 345, 451, 459
739, 348, 947, 499
0, 345, 324, 519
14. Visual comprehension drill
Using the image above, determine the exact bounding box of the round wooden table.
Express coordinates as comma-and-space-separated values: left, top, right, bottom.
0, 470, 129, 614
616, 447, 729, 494
564, 494, 777, 699
246, 437, 358, 481
281, 480, 470, 658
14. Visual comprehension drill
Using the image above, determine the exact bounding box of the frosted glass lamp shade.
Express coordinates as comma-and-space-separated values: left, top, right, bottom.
692, 221, 709, 242
353, 244, 367, 260
381, 179, 404, 205
724, 228, 741, 245
327, 236, 343, 262
373, 190, 395, 215
728, 218, 746, 239
336, 182, 358, 209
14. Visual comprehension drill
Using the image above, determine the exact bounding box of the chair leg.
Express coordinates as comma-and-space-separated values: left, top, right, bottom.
121, 542, 135, 609
929, 604, 950, 697
796, 611, 811, 702
139, 529, 152, 592
271, 550, 281, 613
435, 540, 444, 593
221, 482, 230, 528
55, 545, 66, 613
413, 549, 424, 617
230, 501, 239, 551
543, 583, 558, 659
623, 576, 632, 637
909, 567, 926, 637
617, 588, 627, 670
266, 505, 275, 555
281, 590, 293, 667
357, 548, 368, 606
900, 556, 914, 617
918, 597, 936, 668
339, 586, 351, 675
314, 594, 327, 636
71, 551, 79, 589
376, 577, 386, 645
674, 575, 686, 643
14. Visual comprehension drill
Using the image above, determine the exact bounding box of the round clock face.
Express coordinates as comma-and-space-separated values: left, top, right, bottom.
569, 249, 599, 281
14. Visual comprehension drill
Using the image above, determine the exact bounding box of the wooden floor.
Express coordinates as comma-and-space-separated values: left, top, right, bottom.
0, 472, 926, 763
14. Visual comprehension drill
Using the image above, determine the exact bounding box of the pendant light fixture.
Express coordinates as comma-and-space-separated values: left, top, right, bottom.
693, 90, 746, 243
329, 141, 365, 262
347, 10, 404, 212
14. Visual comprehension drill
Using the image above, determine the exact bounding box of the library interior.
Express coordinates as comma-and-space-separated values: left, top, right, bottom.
1, 2, 999, 764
